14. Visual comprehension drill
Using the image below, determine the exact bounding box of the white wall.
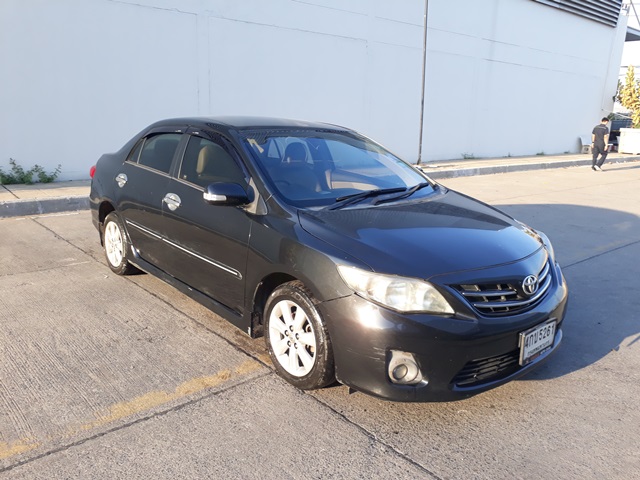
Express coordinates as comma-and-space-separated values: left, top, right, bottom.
1, 0, 202, 180
0, 0, 628, 180
0, 0, 424, 180
423, 0, 628, 161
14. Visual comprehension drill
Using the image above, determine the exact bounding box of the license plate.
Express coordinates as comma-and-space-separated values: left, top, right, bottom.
519, 320, 556, 366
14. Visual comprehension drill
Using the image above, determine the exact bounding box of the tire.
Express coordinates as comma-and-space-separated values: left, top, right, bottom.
103, 212, 137, 275
264, 281, 335, 390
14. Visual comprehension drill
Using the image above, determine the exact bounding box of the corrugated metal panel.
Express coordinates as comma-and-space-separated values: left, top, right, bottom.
532, 0, 623, 27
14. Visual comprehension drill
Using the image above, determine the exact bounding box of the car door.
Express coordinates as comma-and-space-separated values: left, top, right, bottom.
159, 129, 252, 315
115, 127, 186, 268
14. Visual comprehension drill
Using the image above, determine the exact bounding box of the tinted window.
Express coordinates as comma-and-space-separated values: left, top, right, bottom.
126, 139, 144, 163
137, 133, 181, 174
326, 139, 393, 172
242, 130, 431, 208
179, 136, 245, 188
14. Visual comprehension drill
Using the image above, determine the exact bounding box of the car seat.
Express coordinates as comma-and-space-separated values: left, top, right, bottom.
278, 143, 321, 194
196, 144, 245, 186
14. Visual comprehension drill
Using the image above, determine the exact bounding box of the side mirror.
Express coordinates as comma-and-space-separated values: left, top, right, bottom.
203, 182, 253, 206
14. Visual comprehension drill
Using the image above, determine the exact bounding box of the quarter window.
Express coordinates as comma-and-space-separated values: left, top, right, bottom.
126, 139, 144, 164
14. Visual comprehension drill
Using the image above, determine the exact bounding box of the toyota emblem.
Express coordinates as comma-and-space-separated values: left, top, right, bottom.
522, 275, 539, 296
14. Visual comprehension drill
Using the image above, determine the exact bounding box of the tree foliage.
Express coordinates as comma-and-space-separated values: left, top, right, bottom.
618, 65, 640, 128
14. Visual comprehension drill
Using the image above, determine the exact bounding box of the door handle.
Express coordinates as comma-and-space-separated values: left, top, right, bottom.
115, 173, 128, 188
163, 193, 181, 211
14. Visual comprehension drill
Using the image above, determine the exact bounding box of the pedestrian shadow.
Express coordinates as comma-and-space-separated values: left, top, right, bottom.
606, 163, 640, 171
494, 203, 640, 380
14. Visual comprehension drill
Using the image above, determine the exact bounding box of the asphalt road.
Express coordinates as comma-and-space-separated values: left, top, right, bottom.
1, 162, 638, 479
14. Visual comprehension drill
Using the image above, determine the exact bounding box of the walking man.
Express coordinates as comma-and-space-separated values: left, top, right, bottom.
591, 117, 610, 171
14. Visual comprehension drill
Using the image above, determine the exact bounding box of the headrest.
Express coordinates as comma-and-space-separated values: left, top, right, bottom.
197, 145, 217, 174
283, 143, 307, 164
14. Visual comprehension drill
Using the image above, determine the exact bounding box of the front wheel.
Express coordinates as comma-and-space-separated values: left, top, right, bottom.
103, 212, 137, 275
264, 282, 335, 390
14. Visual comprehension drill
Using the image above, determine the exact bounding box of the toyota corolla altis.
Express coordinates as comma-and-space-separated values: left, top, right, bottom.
89, 117, 568, 401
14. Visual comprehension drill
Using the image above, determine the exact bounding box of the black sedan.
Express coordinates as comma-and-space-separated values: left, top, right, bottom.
90, 117, 568, 402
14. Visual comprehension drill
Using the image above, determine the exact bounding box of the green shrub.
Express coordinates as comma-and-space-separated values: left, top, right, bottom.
0, 158, 62, 185
33, 164, 62, 183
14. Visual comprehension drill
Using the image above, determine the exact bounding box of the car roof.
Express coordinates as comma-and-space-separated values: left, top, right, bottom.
149, 116, 350, 132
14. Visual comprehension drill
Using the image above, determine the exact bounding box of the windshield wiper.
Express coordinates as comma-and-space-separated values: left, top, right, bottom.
373, 182, 432, 205
326, 187, 407, 210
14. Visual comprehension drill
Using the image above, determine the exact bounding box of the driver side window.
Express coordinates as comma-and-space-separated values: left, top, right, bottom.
179, 136, 245, 189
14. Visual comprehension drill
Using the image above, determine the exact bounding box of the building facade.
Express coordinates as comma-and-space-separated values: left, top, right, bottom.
0, 0, 630, 180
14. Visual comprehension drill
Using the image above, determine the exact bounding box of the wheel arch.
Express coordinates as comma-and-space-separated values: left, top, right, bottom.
250, 272, 299, 338
99, 201, 116, 224
97, 201, 116, 245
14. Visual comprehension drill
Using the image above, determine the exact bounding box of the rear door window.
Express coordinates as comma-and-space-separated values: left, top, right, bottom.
135, 133, 182, 174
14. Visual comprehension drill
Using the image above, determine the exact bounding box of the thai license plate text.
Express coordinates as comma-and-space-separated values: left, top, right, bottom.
519, 320, 556, 366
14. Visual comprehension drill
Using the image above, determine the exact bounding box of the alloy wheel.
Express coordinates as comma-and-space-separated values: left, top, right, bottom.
104, 220, 124, 268
268, 299, 317, 377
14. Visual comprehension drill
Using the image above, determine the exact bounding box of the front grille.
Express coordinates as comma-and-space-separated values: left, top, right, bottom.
452, 261, 552, 316
453, 350, 520, 387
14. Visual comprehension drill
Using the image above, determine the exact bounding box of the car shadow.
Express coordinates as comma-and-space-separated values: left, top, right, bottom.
494, 203, 640, 380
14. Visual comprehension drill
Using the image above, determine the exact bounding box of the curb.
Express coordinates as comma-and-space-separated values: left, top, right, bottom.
0, 195, 90, 218
419, 156, 640, 179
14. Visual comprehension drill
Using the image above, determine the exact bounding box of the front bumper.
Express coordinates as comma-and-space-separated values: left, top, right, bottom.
320, 263, 568, 402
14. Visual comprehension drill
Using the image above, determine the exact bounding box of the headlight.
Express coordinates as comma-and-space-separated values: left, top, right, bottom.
337, 266, 454, 314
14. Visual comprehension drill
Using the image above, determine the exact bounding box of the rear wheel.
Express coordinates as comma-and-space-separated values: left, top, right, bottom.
103, 212, 137, 275
264, 282, 335, 390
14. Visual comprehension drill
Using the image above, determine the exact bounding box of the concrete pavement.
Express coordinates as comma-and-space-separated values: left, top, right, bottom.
1, 163, 639, 479
1, 152, 639, 218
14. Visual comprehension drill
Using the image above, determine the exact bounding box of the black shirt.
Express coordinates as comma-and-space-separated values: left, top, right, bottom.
592, 124, 609, 147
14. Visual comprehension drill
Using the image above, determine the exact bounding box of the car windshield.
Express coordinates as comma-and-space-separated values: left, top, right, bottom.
240, 129, 434, 208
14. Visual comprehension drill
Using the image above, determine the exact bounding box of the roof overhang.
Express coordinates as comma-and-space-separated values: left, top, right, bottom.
626, 26, 640, 41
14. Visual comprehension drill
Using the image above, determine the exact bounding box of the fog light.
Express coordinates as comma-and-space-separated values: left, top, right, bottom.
392, 364, 409, 381
388, 350, 424, 385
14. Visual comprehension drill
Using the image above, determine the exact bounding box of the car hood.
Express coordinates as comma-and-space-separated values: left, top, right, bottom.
298, 189, 543, 278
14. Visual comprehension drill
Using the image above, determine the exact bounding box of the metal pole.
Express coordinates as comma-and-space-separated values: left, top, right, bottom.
417, 0, 429, 165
